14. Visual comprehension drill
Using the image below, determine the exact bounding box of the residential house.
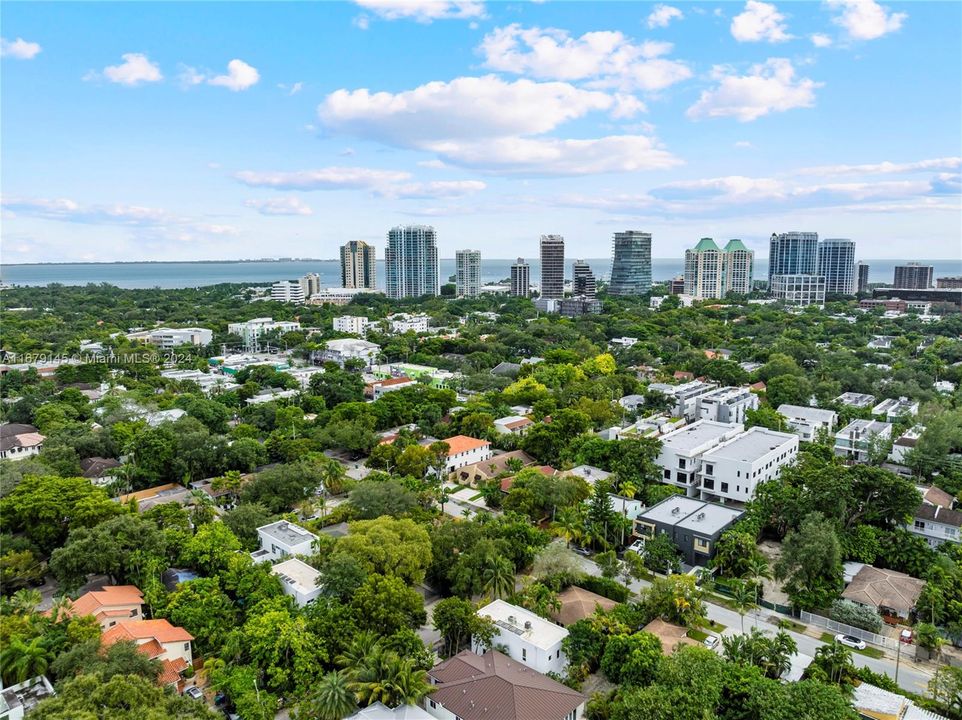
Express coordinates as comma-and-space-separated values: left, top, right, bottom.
634, 496, 744, 566
0, 423, 45, 461
271, 558, 323, 607
872, 397, 920, 422
841, 565, 925, 621
889, 425, 924, 465
655, 421, 745, 498
618, 394, 646, 413
448, 450, 536, 486
836, 392, 876, 409
117, 484, 190, 512
333, 315, 371, 335
834, 419, 893, 464
609, 337, 639, 349
80, 456, 122, 486
0, 676, 56, 720
101, 619, 194, 688
251, 521, 319, 563
490, 362, 521, 378
494, 415, 533, 436
776, 404, 838, 442
441, 435, 492, 473
388, 313, 430, 334
697, 427, 799, 504
366, 376, 417, 400
283, 366, 324, 389
647, 380, 719, 422
867, 335, 896, 350
474, 600, 569, 675
906, 504, 961, 548
347, 703, 433, 720
640, 619, 700, 655
58, 585, 144, 630
697, 386, 759, 424
320, 338, 380, 367
550, 586, 617, 627
425, 650, 584, 720
851, 682, 948, 720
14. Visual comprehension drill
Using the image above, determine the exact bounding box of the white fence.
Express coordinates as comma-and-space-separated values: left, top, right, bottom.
799, 610, 895, 649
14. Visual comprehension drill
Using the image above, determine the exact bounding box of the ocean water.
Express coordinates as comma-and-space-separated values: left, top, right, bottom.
1, 258, 959, 290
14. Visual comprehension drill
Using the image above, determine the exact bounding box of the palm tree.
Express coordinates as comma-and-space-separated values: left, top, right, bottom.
767, 630, 797, 680
302, 670, 358, 720
10, 588, 42, 615
319, 456, 347, 496
482, 556, 516, 600
729, 579, 757, 635
743, 556, 772, 628
554, 506, 584, 548
336, 631, 381, 671
0, 636, 51, 685
380, 655, 432, 707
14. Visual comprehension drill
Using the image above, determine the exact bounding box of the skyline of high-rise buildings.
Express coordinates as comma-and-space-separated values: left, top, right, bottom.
608, 231, 652, 297
384, 225, 439, 300
340, 240, 377, 290
455, 249, 481, 298
894, 263, 934, 289
539, 235, 565, 300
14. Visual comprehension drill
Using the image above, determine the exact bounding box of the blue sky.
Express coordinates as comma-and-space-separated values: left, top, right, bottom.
2, 0, 960, 263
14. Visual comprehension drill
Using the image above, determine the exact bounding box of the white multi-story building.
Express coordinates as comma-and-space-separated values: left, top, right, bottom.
271, 558, 323, 607
836, 392, 876, 409
283, 366, 324, 389
308, 287, 383, 306
320, 338, 380, 367
473, 600, 568, 676
300, 273, 321, 299
872, 397, 920, 422
160, 369, 238, 395
442, 435, 492, 473
456, 249, 482, 298
539, 235, 565, 300
907, 504, 961, 548
889, 425, 924, 465
656, 421, 745, 498
697, 386, 759, 424
271, 280, 306, 304
145, 327, 213, 349
817, 239, 856, 296
385, 225, 439, 299
834, 419, 893, 464
647, 380, 719, 421
228, 318, 301, 349
333, 316, 371, 335
770, 273, 826, 307
697, 427, 799, 503
494, 415, 533, 436
776, 404, 838, 442
723, 239, 754, 294
684, 238, 724, 299
251, 521, 319, 563
510, 258, 531, 298
388, 313, 430, 334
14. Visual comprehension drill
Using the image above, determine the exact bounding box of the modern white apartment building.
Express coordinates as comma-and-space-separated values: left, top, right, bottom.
341, 240, 377, 290
817, 239, 856, 296
697, 427, 799, 503
473, 600, 568, 676
251, 521, 319, 563
834, 419, 893, 464
697, 386, 759, 424
333, 315, 371, 335
228, 318, 301, 349
388, 313, 430, 334
510, 258, 531, 297
456, 249, 482, 298
271, 280, 306, 304
776, 404, 838, 442
836, 391, 876, 409
271, 558, 323, 607
872, 397, 920, 422
160, 369, 238, 395
770, 273, 826, 307
283, 366, 324, 389
321, 338, 381, 366
656, 420, 745, 498
647, 380, 719, 422
385, 225, 439, 299
539, 235, 565, 300
308, 287, 382, 306
145, 327, 213, 349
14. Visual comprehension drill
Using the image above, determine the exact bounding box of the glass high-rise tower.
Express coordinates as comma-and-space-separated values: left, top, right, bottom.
539, 235, 565, 300
768, 231, 818, 287
384, 225, 439, 299
816, 238, 856, 296
609, 231, 652, 296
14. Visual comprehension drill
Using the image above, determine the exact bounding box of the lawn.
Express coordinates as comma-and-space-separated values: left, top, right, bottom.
688, 629, 709, 642
819, 632, 886, 659
778, 619, 807, 634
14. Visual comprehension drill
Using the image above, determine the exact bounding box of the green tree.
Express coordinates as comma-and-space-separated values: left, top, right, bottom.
222, 503, 273, 551
294, 671, 357, 720
180, 522, 242, 575
729, 578, 757, 634
351, 575, 427, 636
162, 577, 236, 654
1, 636, 52, 685
50, 639, 161, 684
348, 480, 418, 519
481, 555, 516, 600
600, 632, 663, 686
641, 532, 682, 575
432, 597, 496, 658
775, 512, 843, 610
334, 517, 432, 585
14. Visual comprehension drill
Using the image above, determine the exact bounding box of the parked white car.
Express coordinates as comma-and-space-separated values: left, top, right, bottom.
626, 540, 646, 555
703, 635, 720, 650
834, 634, 867, 650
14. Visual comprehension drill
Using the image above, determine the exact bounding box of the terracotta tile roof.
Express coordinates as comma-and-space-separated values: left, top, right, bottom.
550, 586, 618, 626
641, 619, 700, 655
134, 639, 166, 659
442, 435, 491, 456
70, 585, 143, 617
157, 657, 189, 685
429, 650, 583, 720
376, 376, 415, 387
101, 618, 193, 648
842, 565, 925, 615
674, 371, 694, 380
504, 418, 533, 429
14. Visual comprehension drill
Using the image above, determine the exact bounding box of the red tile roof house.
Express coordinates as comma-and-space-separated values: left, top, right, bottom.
101, 619, 195, 689
56, 585, 145, 630
424, 650, 584, 720
441, 435, 492, 474
0, 423, 46, 461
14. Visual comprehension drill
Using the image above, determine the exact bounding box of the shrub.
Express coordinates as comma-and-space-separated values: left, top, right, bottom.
829, 599, 882, 633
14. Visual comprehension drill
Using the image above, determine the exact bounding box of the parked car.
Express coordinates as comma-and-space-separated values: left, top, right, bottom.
834, 634, 867, 650
703, 635, 720, 650
900, 629, 913, 644
626, 540, 646, 555
184, 687, 204, 701
571, 545, 591, 557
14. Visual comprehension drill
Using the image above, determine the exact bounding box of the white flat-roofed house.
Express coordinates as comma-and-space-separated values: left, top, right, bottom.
835, 392, 876, 409
697, 427, 799, 504
656, 421, 745, 498
228, 318, 301, 348
834, 419, 893, 465
333, 316, 371, 335
388, 313, 430, 334
872, 397, 920, 423
889, 425, 924, 465
494, 415, 534, 436
321, 338, 381, 367
647, 380, 719, 422
251, 521, 319, 563
697, 386, 759, 424
473, 600, 569, 675
160, 369, 238, 395
271, 558, 323, 607
283, 366, 324, 389
609, 337, 638, 349
442, 435, 492, 473
776, 404, 838, 442
146, 327, 213, 349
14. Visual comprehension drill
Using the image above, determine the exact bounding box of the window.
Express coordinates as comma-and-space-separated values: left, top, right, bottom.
522, 648, 527, 662
705, 464, 714, 475
914, 520, 925, 530
129, 608, 138, 617
721, 482, 729, 493
677, 472, 687, 483
184, 642, 190, 651
679, 458, 687, 469
430, 701, 437, 709
663, 469, 671, 479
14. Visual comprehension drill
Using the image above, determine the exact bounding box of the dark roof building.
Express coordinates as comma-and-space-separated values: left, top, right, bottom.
427, 650, 584, 720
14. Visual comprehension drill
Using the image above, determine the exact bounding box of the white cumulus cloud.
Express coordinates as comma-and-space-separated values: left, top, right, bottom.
730, 1, 793, 42
797, 157, 961, 176
687, 58, 821, 122
354, 0, 485, 23
95, 53, 163, 86
827, 0, 906, 40
810, 33, 833, 47
243, 197, 314, 216
647, 5, 684, 28
1, 37, 42, 59
209, 59, 260, 91
233, 166, 487, 199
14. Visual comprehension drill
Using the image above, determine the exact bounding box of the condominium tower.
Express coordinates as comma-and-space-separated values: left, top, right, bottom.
893, 263, 934, 289
816, 238, 856, 296
684, 238, 754, 299
609, 231, 652, 296
856, 262, 870, 293
768, 231, 818, 287
340, 240, 377, 290
572, 260, 596, 299
510, 258, 531, 298
384, 225, 439, 299
539, 235, 565, 300
455, 249, 481, 298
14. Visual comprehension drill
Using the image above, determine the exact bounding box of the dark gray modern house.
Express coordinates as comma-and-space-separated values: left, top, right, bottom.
633, 496, 744, 566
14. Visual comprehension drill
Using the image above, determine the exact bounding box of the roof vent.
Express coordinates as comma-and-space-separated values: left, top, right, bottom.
671, 507, 681, 515
507, 615, 516, 625
696, 512, 705, 520
524, 621, 532, 630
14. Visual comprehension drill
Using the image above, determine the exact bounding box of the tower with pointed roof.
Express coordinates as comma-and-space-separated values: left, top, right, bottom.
723, 238, 754, 295
684, 238, 754, 299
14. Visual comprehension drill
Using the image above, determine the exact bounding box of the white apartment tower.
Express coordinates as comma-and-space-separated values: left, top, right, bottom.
723, 239, 754, 294
685, 238, 754, 299
384, 225, 439, 299
539, 235, 565, 300
510, 258, 531, 298
455, 249, 482, 298
817, 239, 856, 296
299, 272, 321, 299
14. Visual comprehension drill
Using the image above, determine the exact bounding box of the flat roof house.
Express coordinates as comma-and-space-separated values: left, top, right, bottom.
842, 565, 925, 621
426, 650, 584, 720
634, 496, 744, 567
776, 404, 838, 442
271, 558, 322, 607
697, 427, 799, 504
656, 421, 745, 498
321, 338, 381, 367
252, 521, 319, 563
835, 392, 876, 409
834, 419, 893, 465
442, 435, 492, 474
697, 386, 759, 425
474, 600, 569, 676
872, 397, 920, 423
